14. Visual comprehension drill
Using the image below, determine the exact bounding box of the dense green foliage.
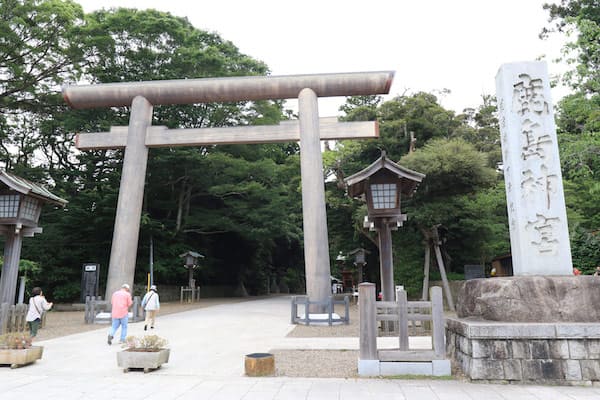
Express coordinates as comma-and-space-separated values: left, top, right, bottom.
0, 1, 598, 301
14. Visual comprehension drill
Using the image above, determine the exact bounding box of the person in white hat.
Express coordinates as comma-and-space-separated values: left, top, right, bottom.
141, 285, 160, 331
108, 283, 133, 345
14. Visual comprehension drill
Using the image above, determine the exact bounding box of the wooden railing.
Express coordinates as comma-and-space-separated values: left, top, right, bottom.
359, 283, 445, 361
180, 286, 200, 303
84, 295, 143, 324
0, 303, 46, 334
291, 295, 350, 325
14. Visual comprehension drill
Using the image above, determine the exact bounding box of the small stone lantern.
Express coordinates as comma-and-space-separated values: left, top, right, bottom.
348, 248, 370, 284
0, 171, 67, 304
345, 152, 424, 302
179, 251, 204, 300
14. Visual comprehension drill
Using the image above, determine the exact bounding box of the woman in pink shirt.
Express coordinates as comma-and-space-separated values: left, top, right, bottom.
107, 283, 133, 345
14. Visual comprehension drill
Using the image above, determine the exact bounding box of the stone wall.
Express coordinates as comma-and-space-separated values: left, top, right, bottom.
446, 317, 600, 384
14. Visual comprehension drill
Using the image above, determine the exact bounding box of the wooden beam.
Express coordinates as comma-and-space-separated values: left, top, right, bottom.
75, 118, 379, 150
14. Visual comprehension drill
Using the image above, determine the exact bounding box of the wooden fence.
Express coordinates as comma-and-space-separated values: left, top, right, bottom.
359, 283, 445, 362
84, 296, 143, 324
0, 303, 46, 335
290, 295, 350, 325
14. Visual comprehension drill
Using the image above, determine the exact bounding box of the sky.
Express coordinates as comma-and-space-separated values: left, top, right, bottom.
76, 0, 569, 116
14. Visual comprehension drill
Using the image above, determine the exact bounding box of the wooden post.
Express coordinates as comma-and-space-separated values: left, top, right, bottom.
244, 353, 275, 376
344, 295, 350, 325
431, 286, 445, 357
290, 296, 297, 324
132, 296, 140, 322
421, 245, 431, 301
397, 289, 409, 351
359, 283, 377, 360
433, 243, 455, 312
90, 296, 96, 324
304, 296, 310, 325
0, 303, 8, 334
84, 296, 90, 324
0, 229, 24, 304
377, 220, 395, 302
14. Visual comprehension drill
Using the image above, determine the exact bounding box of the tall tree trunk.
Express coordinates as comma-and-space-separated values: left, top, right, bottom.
175, 182, 185, 232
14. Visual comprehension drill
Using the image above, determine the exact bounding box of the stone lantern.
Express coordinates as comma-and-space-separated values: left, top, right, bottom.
0, 171, 67, 304
345, 152, 424, 302
179, 250, 204, 291
348, 248, 370, 284
335, 251, 352, 292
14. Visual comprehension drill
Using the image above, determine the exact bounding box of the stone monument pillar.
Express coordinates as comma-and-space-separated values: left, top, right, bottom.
496, 61, 572, 275
445, 62, 598, 385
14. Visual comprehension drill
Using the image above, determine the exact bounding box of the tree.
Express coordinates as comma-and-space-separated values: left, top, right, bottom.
542, 0, 600, 274
399, 138, 505, 268
542, 0, 600, 94
0, 0, 85, 170
328, 92, 509, 296
4, 5, 305, 300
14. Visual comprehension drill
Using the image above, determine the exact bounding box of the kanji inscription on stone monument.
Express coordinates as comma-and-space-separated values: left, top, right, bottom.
496, 61, 572, 275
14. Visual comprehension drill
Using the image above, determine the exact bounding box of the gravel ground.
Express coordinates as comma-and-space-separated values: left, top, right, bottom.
273, 303, 361, 377
271, 349, 359, 378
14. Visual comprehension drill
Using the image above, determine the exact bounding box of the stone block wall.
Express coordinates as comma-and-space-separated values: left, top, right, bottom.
447, 317, 600, 384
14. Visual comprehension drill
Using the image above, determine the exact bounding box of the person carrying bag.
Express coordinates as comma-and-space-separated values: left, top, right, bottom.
141, 285, 160, 331
25, 287, 53, 338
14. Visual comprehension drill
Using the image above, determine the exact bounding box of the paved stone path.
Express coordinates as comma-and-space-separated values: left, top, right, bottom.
1, 296, 599, 399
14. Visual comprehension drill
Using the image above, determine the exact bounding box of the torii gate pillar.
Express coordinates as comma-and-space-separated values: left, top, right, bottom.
298, 88, 330, 309
105, 96, 153, 296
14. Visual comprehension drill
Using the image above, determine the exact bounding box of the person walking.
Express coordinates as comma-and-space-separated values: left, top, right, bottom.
141, 284, 160, 331
25, 287, 53, 338
108, 283, 133, 345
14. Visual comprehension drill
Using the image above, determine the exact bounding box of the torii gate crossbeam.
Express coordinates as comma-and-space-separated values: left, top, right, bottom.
62, 71, 394, 309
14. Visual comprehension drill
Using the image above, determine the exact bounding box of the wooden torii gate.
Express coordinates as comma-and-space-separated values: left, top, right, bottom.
62, 71, 394, 307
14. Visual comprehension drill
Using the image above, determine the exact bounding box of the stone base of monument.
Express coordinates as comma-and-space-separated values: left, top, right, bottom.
447, 276, 600, 384
446, 318, 600, 384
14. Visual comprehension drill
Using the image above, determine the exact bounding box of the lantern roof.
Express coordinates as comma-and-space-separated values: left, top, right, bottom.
0, 170, 68, 206
179, 251, 204, 259
344, 151, 425, 199
347, 248, 371, 256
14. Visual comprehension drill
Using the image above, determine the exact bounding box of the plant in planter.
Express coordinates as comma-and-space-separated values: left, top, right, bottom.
0, 332, 43, 368
117, 334, 170, 373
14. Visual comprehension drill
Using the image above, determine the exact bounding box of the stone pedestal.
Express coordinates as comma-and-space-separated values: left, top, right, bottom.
447, 276, 600, 384
447, 318, 600, 384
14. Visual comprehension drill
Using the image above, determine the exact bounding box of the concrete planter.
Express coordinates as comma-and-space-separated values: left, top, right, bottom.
0, 346, 43, 368
117, 348, 170, 373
